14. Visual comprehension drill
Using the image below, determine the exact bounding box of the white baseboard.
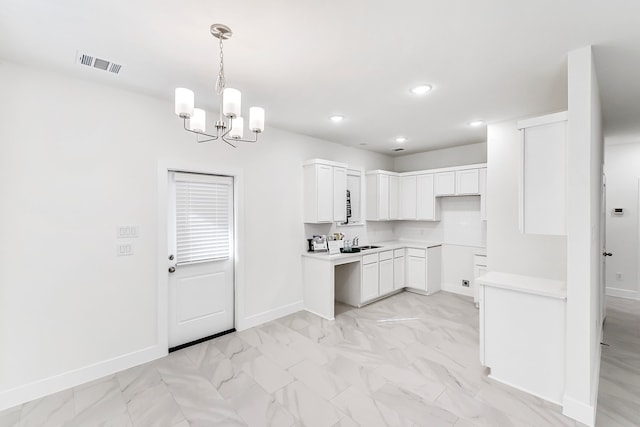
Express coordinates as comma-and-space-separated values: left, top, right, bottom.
487, 374, 563, 406
238, 300, 305, 331
0, 344, 165, 412
441, 282, 474, 297
606, 287, 640, 300
562, 394, 596, 427
1, 300, 307, 411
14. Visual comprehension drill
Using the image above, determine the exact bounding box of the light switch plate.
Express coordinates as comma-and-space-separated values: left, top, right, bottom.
117, 225, 139, 238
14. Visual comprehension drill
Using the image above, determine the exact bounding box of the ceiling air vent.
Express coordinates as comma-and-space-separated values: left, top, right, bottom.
392, 148, 405, 152
76, 51, 123, 74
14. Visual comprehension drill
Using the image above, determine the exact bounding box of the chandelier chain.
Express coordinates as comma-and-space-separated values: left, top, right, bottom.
215, 36, 226, 95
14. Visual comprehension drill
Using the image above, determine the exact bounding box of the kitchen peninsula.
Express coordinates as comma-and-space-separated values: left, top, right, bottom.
302, 240, 442, 319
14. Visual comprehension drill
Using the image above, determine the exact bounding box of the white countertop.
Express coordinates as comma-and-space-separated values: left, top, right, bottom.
302, 240, 443, 261
477, 271, 566, 300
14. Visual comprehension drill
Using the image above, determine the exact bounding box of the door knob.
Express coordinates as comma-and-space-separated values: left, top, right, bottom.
603, 252, 613, 257
168, 266, 176, 273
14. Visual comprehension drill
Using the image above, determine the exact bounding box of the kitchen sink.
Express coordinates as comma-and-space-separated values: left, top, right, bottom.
355, 245, 382, 250
340, 247, 361, 253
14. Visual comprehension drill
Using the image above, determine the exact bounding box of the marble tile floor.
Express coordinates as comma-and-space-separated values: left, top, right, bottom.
595, 296, 640, 427
1, 291, 587, 427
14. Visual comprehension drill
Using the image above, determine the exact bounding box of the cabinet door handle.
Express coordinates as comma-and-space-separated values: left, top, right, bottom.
603, 252, 613, 257
168, 266, 176, 273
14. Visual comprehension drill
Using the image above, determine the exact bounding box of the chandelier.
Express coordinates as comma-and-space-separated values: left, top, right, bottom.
174, 24, 265, 147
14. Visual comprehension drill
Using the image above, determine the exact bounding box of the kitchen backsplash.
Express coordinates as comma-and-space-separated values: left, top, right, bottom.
304, 196, 485, 248
393, 196, 486, 247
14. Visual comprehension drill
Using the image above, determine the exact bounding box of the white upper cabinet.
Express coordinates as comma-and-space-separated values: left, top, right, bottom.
517, 112, 567, 236
365, 164, 486, 222
333, 167, 347, 223
378, 174, 390, 220
344, 169, 363, 225
366, 171, 396, 221
416, 173, 439, 221
315, 164, 333, 222
479, 167, 487, 221
435, 168, 481, 197
303, 159, 348, 223
399, 175, 417, 219
389, 175, 399, 220
456, 169, 480, 195
435, 171, 455, 196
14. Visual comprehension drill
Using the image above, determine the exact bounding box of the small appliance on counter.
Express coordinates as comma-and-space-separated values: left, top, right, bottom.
307, 235, 328, 252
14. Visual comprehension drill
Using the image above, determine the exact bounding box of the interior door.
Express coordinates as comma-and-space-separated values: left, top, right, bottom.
168, 171, 234, 348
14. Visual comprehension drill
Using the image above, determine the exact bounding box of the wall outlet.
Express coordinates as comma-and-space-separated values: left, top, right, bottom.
462, 279, 470, 287
117, 243, 133, 256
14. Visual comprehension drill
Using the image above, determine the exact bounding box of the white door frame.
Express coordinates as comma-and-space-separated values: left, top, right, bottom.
156, 160, 245, 352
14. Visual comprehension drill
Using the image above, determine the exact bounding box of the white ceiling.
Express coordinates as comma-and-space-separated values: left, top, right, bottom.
1, 0, 640, 154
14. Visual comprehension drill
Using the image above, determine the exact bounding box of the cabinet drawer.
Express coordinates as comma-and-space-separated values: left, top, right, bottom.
362, 253, 378, 265
407, 248, 426, 258
379, 250, 393, 261
393, 248, 405, 258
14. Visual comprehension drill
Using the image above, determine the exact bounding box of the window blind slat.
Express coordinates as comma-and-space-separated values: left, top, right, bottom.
174, 178, 232, 264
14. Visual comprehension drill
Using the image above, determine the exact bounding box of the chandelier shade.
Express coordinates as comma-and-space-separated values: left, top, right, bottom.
174, 24, 265, 147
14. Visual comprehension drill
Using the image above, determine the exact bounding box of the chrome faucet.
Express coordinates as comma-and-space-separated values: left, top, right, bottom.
353, 236, 359, 246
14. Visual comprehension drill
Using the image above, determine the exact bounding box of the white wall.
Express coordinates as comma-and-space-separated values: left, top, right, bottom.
486, 121, 567, 280
394, 142, 487, 172
563, 45, 604, 427
603, 141, 640, 299
0, 62, 393, 409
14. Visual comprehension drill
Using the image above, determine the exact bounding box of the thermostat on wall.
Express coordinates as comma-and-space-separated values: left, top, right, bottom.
612, 208, 624, 216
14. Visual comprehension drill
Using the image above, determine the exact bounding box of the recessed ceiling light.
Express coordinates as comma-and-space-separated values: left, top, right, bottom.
410, 84, 432, 95
329, 115, 345, 123
395, 136, 407, 143
468, 120, 485, 127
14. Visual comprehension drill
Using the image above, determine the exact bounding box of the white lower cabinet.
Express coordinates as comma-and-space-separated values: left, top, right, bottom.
361, 254, 379, 302
406, 253, 427, 291
473, 254, 487, 306
405, 246, 442, 294
379, 258, 394, 296
342, 246, 443, 308
393, 249, 405, 289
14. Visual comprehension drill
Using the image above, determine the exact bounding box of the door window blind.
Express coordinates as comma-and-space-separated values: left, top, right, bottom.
173, 173, 233, 265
